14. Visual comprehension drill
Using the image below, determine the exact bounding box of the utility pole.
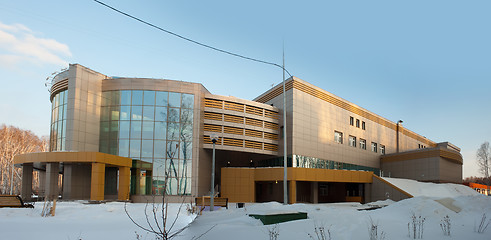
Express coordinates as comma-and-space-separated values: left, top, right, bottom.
283, 44, 288, 205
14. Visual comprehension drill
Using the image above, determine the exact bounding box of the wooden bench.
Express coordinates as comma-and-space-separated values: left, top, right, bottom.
0, 195, 34, 208
195, 196, 228, 213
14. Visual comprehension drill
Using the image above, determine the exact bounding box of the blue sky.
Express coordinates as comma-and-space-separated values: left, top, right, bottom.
1, 1, 490, 178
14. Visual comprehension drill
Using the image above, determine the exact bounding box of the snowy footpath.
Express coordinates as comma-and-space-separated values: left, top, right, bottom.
1, 179, 490, 240
0, 196, 490, 240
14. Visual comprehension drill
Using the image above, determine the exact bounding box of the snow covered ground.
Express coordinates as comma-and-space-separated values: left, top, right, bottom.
1, 196, 490, 239
1, 180, 490, 240
382, 177, 480, 198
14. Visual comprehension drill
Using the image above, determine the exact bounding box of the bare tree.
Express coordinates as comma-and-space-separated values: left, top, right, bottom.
0, 125, 46, 195
477, 141, 490, 193
125, 136, 215, 240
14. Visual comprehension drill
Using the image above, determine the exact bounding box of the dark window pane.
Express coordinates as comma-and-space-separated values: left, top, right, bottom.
109, 121, 119, 139
143, 91, 155, 106
111, 91, 121, 106
101, 107, 109, 121
102, 91, 111, 106
99, 139, 108, 154
109, 140, 118, 155
100, 121, 109, 140
131, 90, 143, 105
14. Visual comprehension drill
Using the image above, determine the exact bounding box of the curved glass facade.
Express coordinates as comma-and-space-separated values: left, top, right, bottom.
50, 90, 67, 151
100, 90, 194, 195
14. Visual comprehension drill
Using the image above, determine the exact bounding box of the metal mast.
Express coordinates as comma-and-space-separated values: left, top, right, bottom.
283, 45, 288, 205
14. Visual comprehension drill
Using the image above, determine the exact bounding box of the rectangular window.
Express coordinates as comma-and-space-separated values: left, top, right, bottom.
356, 119, 360, 128
350, 116, 354, 126
319, 184, 328, 196
380, 145, 385, 155
371, 142, 378, 153
360, 139, 366, 150
362, 121, 366, 130
334, 131, 343, 144
349, 136, 356, 147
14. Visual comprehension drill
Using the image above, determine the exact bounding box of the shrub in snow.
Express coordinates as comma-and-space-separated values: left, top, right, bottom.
440, 215, 451, 236
307, 223, 331, 240
267, 224, 280, 240
475, 213, 491, 234
407, 213, 425, 239
368, 217, 386, 240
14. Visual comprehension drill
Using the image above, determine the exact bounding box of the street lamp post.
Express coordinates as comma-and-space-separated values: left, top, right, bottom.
209, 133, 219, 211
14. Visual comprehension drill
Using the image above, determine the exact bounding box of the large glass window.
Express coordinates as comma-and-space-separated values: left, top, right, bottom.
50, 90, 67, 151
99, 90, 194, 195
293, 155, 380, 175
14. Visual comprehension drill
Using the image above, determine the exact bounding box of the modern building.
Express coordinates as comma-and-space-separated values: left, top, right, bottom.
14, 64, 463, 203
465, 182, 491, 196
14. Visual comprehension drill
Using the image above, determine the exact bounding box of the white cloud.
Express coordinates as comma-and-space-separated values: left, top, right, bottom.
0, 21, 71, 67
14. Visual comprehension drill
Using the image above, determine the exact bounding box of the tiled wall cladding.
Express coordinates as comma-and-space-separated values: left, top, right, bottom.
256, 78, 436, 147
203, 97, 279, 153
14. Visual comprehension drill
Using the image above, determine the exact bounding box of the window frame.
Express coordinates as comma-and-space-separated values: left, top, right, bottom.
334, 131, 343, 144
371, 142, 378, 153
349, 135, 357, 147
360, 139, 367, 150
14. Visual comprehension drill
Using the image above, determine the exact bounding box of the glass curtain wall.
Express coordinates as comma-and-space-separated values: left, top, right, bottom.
294, 154, 380, 175
50, 90, 68, 151
100, 90, 194, 195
